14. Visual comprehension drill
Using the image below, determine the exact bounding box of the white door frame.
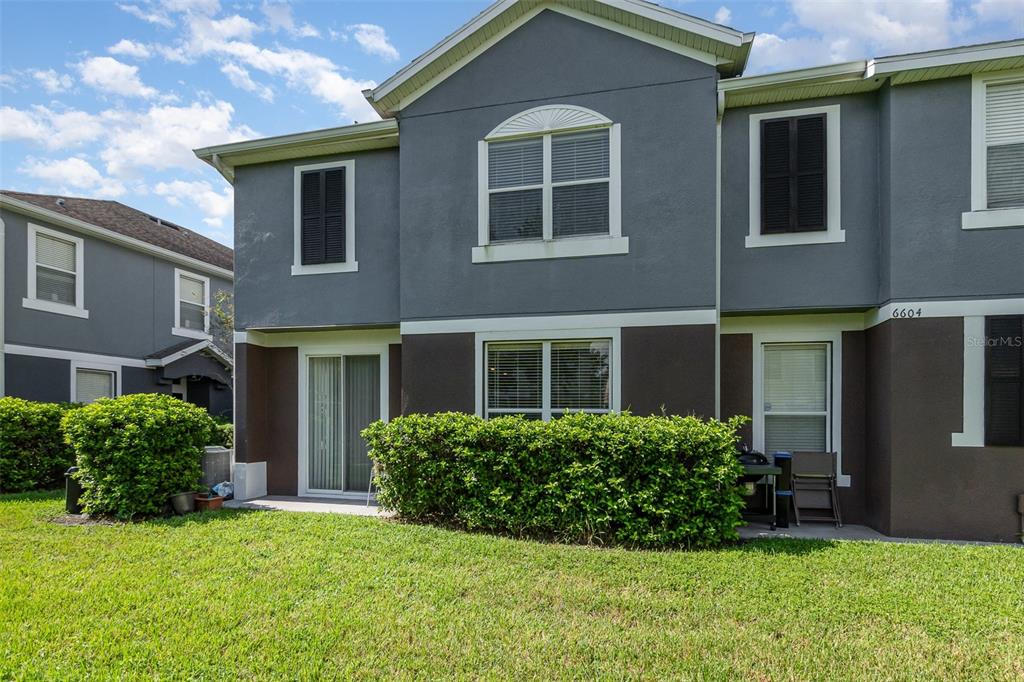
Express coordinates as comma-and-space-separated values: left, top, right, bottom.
296, 331, 393, 499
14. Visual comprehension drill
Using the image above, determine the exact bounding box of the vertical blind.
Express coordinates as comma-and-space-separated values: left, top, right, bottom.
487, 129, 611, 242
985, 80, 1024, 209
761, 114, 827, 234
986, 316, 1024, 446
75, 369, 114, 404
763, 344, 829, 454
301, 168, 347, 264
486, 339, 611, 419
308, 356, 344, 491
343, 355, 379, 493
35, 233, 77, 305
178, 274, 206, 331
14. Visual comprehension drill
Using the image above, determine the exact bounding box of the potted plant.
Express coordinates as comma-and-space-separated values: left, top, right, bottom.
169, 491, 195, 515
194, 487, 224, 512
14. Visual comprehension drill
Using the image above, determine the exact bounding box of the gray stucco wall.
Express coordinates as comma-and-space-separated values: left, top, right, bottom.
232, 148, 400, 330
2, 207, 232, 359
398, 9, 719, 321
720, 92, 881, 313
882, 76, 1024, 302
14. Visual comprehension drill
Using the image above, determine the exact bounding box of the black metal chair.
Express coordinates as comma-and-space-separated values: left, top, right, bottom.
791, 451, 842, 527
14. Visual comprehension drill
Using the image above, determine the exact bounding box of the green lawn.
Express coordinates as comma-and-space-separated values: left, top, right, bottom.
2, 493, 1022, 680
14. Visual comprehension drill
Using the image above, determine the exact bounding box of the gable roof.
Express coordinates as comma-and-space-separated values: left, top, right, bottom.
0, 190, 233, 274
364, 0, 754, 117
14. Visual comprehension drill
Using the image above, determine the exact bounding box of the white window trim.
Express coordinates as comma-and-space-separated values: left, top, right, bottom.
963, 69, 1024, 231
750, 329, 849, 487
474, 108, 625, 264
291, 159, 358, 276
953, 316, 986, 447
70, 360, 120, 403
746, 104, 845, 248
296, 331, 394, 500
173, 268, 211, 339
23, 223, 88, 319
474, 328, 621, 420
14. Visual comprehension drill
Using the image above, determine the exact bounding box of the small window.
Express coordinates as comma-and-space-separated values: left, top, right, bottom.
485, 339, 611, 420
292, 160, 357, 275
982, 79, 1024, 210
173, 268, 210, 339
985, 316, 1024, 446
75, 368, 116, 404
24, 224, 88, 318
761, 114, 827, 234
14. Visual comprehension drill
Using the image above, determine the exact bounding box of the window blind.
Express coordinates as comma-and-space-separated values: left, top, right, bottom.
35, 233, 77, 305
489, 138, 543, 188
486, 343, 542, 416
301, 168, 346, 264
178, 274, 206, 331
488, 138, 543, 243
985, 80, 1024, 209
75, 369, 114, 404
552, 130, 609, 238
761, 114, 827, 234
308, 356, 344, 491
551, 340, 610, 411
763, 344, 828, 455
985, 316, 1024, 446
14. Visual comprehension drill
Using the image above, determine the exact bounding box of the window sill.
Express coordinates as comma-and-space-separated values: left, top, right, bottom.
172, 327, 211, 340
745, 229, 845, 249
291, 261, 359, 276
961, 208, 1024, 230
22, 298, 89, 319
472, 236, 629, 263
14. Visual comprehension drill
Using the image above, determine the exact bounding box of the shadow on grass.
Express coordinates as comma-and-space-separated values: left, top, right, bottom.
736, 537, 840, 555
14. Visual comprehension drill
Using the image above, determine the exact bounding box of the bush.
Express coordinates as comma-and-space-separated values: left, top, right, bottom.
208, 419, 233, 448
62, 393, 216, 518
0, 398, 78, 492
363, 412, 748, 549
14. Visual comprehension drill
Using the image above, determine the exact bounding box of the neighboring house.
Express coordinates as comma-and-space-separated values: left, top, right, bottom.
0, 191, 234, 417
195, 0, 1024, 541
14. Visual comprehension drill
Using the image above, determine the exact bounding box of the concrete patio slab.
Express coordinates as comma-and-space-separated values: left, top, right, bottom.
740, 520, 1018, 546
225, 495, 393, 517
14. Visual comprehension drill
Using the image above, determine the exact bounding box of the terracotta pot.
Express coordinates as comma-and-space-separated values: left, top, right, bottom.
193, 494, 224, 512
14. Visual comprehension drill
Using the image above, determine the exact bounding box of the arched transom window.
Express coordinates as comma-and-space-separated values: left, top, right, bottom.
474, 105, 627, 263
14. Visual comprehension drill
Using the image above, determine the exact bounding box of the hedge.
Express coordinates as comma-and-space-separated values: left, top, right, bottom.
62, 393, 216, 519
0, 397, 78, 493
363, 412, 747, 549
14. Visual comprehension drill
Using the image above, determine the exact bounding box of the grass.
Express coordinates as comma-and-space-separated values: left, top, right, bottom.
1, 492, 1023, 680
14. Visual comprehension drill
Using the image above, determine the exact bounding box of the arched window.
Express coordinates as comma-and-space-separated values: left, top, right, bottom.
474, 105, 627, 263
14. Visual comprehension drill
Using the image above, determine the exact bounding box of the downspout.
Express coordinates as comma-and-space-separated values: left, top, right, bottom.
714, 90, 725, 419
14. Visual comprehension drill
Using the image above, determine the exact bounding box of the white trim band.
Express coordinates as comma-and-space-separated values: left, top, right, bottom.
4, 344, 148, 368
401, 309, 716, 335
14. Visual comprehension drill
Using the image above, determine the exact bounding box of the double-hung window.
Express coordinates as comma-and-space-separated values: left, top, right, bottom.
74, 367, 117, 404
292, 160, 357, 275
985, 316, 1024, 446
485, 339, 611, 420
964, 71, 1024, 230
24, 224, 87, 318
173, 268, 210, 339
475, 105, 626, 263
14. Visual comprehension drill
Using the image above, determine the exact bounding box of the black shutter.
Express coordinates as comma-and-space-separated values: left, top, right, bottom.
985, 316, 1024, 446
300, 168, 346, 265
761, 114, 827, 234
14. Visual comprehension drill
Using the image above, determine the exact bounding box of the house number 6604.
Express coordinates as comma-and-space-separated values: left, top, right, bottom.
891, 307, 923, 319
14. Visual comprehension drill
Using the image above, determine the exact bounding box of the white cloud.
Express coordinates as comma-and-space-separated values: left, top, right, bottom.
972, 0, 1024, 22
714, 6, 732, 26
31, 69, 74, 94
77, 57, 159, 98
0, 74, 16, 91
117, 3, 175, 27
0, 106, 106, 149
109, 39, 152, 59
191, 13, 260, 43
262, 1, 320, 38
154, 179, 232, 228
221, 63, 274, 102
19, 156, 126, 198
346, 23, 399, 61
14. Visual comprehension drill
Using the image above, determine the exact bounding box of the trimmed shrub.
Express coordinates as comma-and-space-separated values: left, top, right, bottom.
208, 419, 233, 448
62, 393, 215, 518
363, 412, 748, 549
0, 398, 78, 492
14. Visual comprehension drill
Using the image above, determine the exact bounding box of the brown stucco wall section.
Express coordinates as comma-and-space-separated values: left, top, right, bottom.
840, 331, 867, 525
865, 321, 893, 534
401, 333, 475, 414
720, 333, 753, 445
234, 343, 299, 496
620, 324, 716, 417
882, 317, 1024, 542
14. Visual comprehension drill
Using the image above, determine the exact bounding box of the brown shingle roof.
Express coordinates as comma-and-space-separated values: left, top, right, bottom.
1, 190, 233, 272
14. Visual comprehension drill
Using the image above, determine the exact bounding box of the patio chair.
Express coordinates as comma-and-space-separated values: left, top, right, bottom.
791, 451, 842, 527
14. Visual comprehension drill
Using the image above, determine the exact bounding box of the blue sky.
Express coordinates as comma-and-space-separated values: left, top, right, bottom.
2, 0, 1022, 246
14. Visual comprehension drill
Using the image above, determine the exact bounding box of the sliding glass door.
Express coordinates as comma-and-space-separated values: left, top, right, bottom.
307, 354, 380, 495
